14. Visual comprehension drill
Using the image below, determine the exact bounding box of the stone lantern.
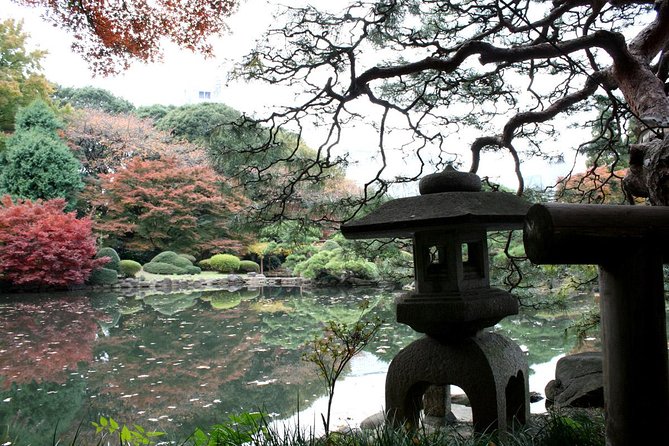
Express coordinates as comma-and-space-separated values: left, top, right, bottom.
341, 166, 531, 433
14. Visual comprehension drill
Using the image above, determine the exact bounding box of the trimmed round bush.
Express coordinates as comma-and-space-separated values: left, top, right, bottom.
148, 251, 199, 273
239, 260, 260, 273
198, 258, 213, 271
170, 256, 193, 269
96, 247, 121, 272
179, 253, 197, 263
184, 265, 202, 275
87, 267, 119, 285
209, 254, 241, 273
119, 259, 142, 278
143, 262, 187, 275
151, 251, 182, 264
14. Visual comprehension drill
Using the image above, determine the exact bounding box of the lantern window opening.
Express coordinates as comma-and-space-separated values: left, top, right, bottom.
462, 240, 485, 280
426, 245, 449, 278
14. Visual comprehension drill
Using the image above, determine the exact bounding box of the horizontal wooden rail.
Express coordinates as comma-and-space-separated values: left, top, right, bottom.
523, 203, 669, 264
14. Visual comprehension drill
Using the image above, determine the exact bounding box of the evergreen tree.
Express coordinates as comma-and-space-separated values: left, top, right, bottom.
0, 100, 82, 206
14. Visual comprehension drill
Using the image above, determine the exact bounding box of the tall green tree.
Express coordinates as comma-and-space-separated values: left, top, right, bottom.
0, 19, 53, 134
0, 100, 83, 206
155, 102, 358, 221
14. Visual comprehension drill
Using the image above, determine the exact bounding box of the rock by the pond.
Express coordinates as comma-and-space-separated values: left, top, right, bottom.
227, 274, 244, 284
529, 391, 544, 403
360, 411, 386, 430
545, 351, 604, 408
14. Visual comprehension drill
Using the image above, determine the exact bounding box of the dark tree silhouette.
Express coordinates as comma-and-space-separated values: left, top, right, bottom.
227, 0, 669, 213
12, 1, 669, 216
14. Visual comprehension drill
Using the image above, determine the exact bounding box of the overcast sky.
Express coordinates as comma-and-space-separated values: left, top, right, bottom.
2, 0, 577, 190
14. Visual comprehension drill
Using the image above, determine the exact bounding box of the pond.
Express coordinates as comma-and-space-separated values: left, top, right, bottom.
0, 285, 595, 444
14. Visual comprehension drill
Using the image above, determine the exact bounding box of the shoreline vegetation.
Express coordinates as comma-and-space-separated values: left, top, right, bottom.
0, 271, 315, 295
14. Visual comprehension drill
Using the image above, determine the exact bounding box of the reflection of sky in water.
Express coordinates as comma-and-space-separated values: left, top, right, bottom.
0, 287, 599, 443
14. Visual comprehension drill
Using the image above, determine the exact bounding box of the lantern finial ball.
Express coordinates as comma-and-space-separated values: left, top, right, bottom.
419, 165, 482, 195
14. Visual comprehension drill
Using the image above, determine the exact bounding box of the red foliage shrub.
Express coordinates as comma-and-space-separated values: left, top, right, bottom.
0, 195, 107, 287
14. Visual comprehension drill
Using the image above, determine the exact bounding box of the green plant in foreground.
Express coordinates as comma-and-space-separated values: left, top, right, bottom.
531, 409, 605, 446
302, 300, 383, 438
91, 416, 164, 445
49, 406, 604, 446
189, 411, 268, 446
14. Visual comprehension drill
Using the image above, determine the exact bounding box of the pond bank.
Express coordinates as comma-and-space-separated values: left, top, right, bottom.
0, 273, 313, 295
88, 273, 313, 294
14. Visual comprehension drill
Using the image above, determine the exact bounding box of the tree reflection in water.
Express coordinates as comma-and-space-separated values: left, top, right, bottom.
0, 287, 596, 444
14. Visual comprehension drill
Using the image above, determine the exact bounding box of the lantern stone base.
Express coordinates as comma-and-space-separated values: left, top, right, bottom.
385, 332, 529, 433
396, 289, 518, 339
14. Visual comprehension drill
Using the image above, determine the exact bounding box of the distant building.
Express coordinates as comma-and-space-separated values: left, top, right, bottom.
183, 70, 223, 104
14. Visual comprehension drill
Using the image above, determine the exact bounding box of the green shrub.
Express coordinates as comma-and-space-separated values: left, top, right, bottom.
96, 247, 121, 272
184, 265, 202, 275
239, 260, 260, 273
209, 254, 241, 273
338, 259, 378, 279
320, 239, 340, 251
148, 251, 198, 272
150, 251, 182, 264
171, 256, 193, 269
198, 258, 213, 271
87, 267, 119, 285
283, 253, 307, 271
119, 260, 142, 278
292, 250, 337, 279
143, 262, 187, 275
292, 248, 378, 280
179, 253, 197, 263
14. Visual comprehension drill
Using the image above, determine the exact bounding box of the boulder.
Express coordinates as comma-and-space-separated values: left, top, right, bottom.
545, 351, 604, 408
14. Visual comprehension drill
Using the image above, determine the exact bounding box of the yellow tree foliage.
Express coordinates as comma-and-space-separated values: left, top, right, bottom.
0, 19, 53, 133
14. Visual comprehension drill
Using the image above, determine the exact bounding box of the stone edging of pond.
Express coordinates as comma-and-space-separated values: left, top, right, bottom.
84, 273, 312, 293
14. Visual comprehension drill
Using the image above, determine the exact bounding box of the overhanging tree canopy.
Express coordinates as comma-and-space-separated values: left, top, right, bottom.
231, 0, 669, 210
12, 0, 238, 75
12, 0, 669, 214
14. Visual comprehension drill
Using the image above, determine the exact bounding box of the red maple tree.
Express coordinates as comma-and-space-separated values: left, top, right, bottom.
0, 195, 107, 287
90, 156, 248, 257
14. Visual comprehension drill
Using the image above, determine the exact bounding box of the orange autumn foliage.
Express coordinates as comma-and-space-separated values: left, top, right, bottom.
556, 165, 629, 204
14, 0, 238, 75
90, 156, 248, 257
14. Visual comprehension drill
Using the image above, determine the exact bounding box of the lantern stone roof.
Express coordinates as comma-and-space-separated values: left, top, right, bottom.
341, 191, 531, 239
341, 167, 531, 239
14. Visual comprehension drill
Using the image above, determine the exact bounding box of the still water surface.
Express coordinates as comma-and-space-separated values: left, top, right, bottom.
0, 286, 593, 444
